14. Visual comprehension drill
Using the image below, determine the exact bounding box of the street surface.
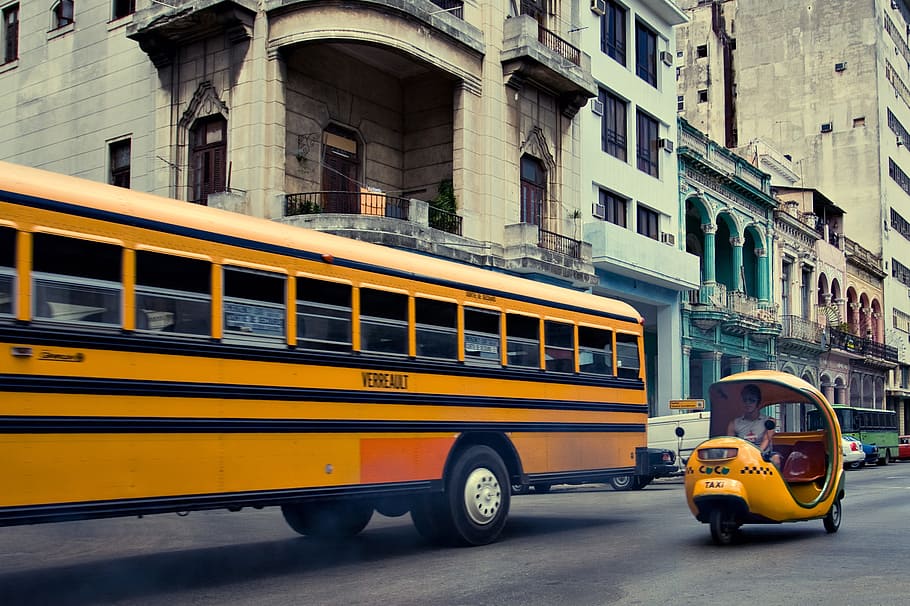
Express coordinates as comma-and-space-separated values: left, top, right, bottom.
2, 463, 910, 606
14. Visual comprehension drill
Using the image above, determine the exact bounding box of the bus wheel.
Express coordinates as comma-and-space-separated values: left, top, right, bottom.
281, 500, 374, 538
445, 445, 510, 546
823, 498, 842, 533
410, 493, 455, 544
879, 450, 890, 466
709, 509, 737, 546
608, 475, 639, 491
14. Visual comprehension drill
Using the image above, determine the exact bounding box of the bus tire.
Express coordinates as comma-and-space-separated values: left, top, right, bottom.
445, 445, 510, 546
410, 494, 455, 544
879, 450, 890, 466
281, 500, 374, 538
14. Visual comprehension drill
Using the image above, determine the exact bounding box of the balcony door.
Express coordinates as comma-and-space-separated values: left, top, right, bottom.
520, 155, 545, 226
322, 127, 359, 213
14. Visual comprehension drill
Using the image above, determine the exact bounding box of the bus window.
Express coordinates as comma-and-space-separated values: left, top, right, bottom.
32, 233, 121, 326
296, 277, 352, 352
464, 307, 500, 365
506, 313, 540, 369
578, 326, 612, 376
360, 288, 407, 355
545, 320, 574, 373
223, 267, 285, 342
135, 251, 211, 336
0, 227, 14, 316
415, 298, 457, 360
616, 333, 641, 379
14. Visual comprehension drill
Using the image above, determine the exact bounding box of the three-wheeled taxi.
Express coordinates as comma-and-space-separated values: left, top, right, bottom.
684, 370, 844, 545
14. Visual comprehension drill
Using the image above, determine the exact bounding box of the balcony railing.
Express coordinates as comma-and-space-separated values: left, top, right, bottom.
537, 24, 580, 66
781, 315, 824, 343
429, 206, 463, 236
828, 326, 899, 362
430, 0, 464, 19
286, 191, 409, 220
539, 228, 581, 259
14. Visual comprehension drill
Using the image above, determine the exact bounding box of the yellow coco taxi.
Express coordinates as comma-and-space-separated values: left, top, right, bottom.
684, 370, 844, 545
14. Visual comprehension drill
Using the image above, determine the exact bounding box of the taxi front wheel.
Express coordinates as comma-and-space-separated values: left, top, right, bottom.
709, 509, 738, 545
823, 499, 842, 533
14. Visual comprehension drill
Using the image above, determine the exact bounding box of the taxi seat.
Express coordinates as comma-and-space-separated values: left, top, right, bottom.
782, 441, 826, 483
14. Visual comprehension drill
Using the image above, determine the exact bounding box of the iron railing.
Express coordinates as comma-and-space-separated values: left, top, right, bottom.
430, 0, 463, 19
538, 24, 580, 66
828, 326, 899, 361
428, 206, 463, 235
286, 191, 409, 220
781, 315, 824, 343
538, 228, 581, 259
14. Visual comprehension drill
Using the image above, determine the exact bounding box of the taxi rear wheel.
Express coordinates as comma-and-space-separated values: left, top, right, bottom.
709, 509, 737, 545
823, 499, 842, 533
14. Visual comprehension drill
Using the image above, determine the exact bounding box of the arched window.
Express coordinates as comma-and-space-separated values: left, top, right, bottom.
189, 115, 227, 205
52, 1, 74, 29
520, 155, 545, 225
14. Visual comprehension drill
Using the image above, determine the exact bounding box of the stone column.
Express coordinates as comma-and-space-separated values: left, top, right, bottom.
731, 236, 743, 292
702, 223, 717, 283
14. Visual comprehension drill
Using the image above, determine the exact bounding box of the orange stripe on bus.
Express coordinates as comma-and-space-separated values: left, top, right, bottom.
360, 436, 455, 484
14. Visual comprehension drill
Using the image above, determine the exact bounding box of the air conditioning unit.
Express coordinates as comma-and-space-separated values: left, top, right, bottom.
661, 232, 676, 246
592, 203, 605, 219
591, 0, 606, 16
660, 51, 674, 67
821, 122, 833, 133
591, 99, 604, 116
659, 138, 675, 153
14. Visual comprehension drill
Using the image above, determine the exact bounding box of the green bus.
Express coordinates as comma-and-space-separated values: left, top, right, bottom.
808, 405, 899, 464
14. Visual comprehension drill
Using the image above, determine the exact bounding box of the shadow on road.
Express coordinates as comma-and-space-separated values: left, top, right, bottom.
0, 513, 624, 605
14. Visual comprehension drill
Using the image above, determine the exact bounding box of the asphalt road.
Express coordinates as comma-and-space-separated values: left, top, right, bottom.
2, 463, 910, 606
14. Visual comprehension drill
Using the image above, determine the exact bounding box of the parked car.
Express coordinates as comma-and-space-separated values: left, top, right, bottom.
842, 436, 866, 469
898, 435, 910, 461
844, 436, 878, 466
609, 447, 679, 491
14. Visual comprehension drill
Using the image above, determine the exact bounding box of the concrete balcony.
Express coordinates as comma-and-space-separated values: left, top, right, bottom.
501, 15, 596, 118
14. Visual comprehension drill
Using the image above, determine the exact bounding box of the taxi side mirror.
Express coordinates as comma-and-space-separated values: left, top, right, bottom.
765, 419, 776, 431
675, 426, 685, 437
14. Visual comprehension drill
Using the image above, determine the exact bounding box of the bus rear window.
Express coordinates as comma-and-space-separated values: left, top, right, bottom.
0, 227, 14, 316
32, 233, 121, 326
135, 251, 210, 336
616, 333, 641, 379
296, 277, 352, 352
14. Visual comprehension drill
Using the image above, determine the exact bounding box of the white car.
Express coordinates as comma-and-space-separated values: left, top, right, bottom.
842, 436, 865, 469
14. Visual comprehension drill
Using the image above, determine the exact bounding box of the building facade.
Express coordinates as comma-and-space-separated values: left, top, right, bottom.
675, 0, 908, 428
579, 0, 698, 415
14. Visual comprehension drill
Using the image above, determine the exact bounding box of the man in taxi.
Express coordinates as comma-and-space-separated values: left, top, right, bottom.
727, 383, 782, 468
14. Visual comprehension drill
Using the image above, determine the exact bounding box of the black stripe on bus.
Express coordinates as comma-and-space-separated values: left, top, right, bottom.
0, 374, 647, 414
0, 191, 641, 324
0, 416, 646, 434
1, 325, 646, 391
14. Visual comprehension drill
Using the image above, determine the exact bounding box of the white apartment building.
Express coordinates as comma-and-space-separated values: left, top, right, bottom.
579, 0, 698, 414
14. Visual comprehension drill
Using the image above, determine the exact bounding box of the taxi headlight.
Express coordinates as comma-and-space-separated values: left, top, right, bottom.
697, 447, 738, 461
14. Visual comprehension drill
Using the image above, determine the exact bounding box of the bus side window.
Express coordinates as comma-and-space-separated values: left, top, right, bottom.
545, 320, 574, 373
578, 326, 612, 376
0, 227, 14, 316
506, 313, 540, 369
32, 233, 121, 326
360, 288, 408, 355
464, 307, 500, 365
296, 277, 352, 352
415, 298, 457, 360
135, 251, 211, 336
223, 267, 285, 344
616, 333, 641, 379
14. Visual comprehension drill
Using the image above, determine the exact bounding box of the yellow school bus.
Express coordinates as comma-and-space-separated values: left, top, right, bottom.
0, 161, 648, 546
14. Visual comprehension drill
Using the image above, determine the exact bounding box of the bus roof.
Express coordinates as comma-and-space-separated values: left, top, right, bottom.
0, 161, 643, 324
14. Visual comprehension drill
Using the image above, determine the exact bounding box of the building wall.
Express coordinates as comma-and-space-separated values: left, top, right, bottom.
0, 1, 155, 189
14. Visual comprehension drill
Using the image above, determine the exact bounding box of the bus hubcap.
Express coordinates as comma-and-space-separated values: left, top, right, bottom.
463, 467, 501, 525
